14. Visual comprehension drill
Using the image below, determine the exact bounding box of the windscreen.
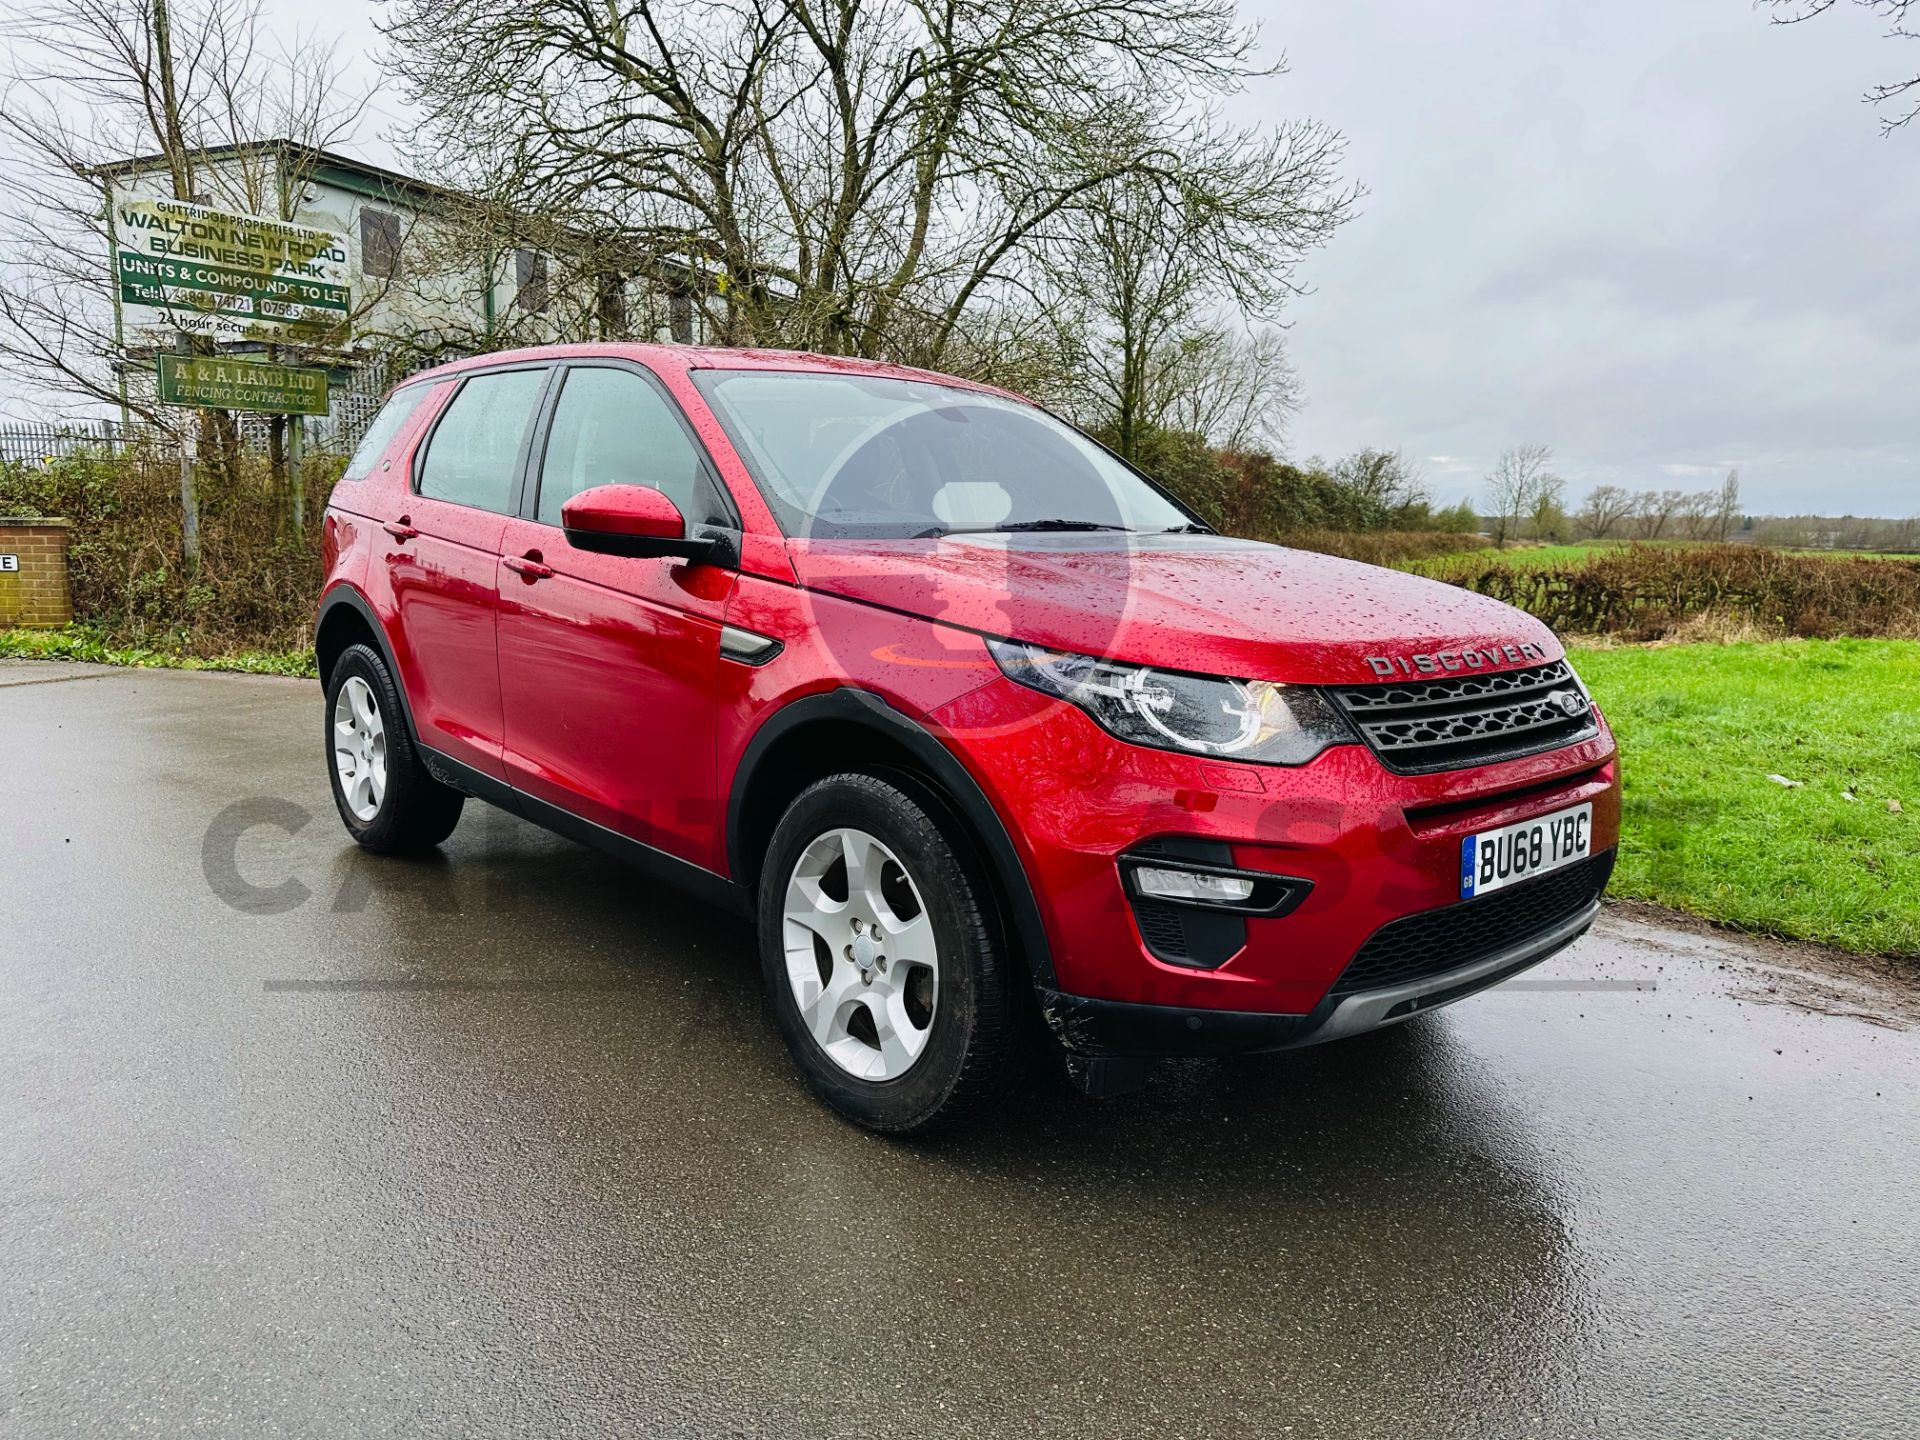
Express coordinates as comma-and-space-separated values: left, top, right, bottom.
691, 369, 1198, 540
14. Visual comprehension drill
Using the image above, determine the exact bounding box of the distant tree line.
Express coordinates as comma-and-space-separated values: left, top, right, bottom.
1129, 432, 1479, 539
1570, 472, 1745, 544
1748, 513, 1920, 551
1474, 451, 1915, 552
1472, 448, 1746, 546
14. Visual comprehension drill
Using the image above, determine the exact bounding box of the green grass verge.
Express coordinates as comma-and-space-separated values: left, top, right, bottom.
0, 625, 316, 677
1573, 638, 1919, 956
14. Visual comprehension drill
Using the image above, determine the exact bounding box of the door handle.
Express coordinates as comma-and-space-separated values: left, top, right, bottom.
383, 516, 419, 541
504, 553, 554, 581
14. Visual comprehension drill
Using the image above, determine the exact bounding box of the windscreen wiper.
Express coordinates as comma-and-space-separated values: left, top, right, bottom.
912, 519, 1137, 538
988, 519, 1134, 533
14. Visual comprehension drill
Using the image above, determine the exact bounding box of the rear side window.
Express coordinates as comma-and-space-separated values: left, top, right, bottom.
342, 383, 429, 482
535, 366, 714, 526
415, 368, 548, 514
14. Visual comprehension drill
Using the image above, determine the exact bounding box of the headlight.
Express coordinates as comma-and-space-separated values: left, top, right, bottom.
986, 638, 1354, 765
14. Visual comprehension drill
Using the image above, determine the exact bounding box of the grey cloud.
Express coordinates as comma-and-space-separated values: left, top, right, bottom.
1241, 0, 1920, 515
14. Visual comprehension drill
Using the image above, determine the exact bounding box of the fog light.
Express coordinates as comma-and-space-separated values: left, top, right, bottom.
1132, 866, 1256, 904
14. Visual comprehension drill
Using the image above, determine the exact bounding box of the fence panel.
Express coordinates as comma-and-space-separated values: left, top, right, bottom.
0, 420, 135, 466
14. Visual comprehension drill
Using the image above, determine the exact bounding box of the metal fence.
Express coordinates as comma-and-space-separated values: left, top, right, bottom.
0, 372, 389, 468
0, 419, 134, 466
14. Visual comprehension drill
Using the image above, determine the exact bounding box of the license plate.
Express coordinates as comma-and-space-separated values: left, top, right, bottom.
1461, 802, 1593, 898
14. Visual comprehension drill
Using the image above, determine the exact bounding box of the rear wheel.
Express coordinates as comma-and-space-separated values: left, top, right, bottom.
759, 772, 1018, 1134
325, 642, 464, 853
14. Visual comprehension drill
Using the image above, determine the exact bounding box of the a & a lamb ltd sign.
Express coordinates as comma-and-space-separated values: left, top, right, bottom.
155, 355, 331, 416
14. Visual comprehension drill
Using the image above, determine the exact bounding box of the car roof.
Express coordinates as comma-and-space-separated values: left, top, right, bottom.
401, 342, 1017, 399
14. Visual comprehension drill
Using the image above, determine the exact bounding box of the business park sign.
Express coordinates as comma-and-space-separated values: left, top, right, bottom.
110, 190, 350, 344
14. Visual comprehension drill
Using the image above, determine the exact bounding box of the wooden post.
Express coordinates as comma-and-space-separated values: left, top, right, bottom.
174, 333, 200, 565
288, 410, 305, 534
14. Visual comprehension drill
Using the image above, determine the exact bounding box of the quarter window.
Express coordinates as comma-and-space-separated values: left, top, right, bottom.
342, 383, 428, 482
536, 367, 714, 527
416, 369, 548, 514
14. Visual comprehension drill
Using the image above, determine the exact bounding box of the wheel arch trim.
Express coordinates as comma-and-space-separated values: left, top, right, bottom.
315, 584, 423, 747
726, 688, 1057, 989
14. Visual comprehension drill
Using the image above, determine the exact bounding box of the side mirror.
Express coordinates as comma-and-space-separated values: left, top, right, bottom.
561, 484, 717, 562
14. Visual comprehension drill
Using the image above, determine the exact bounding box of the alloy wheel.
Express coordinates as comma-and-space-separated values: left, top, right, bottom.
781, 827, 939, 1081
332, 675, 388, 823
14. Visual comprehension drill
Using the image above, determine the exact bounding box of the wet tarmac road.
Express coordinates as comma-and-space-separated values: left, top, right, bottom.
3, 660, 1916, 1438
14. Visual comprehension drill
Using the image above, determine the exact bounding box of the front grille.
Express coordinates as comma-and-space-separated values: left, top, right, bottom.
1330, 659, 1599, 774
1330, 849, 1615, 996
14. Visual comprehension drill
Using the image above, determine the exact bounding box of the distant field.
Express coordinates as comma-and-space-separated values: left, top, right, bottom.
1573, 638, 1920, 956
1781, 548, 1920, 563
1407, 540, 1628, 574
1409, 540, 1920, 577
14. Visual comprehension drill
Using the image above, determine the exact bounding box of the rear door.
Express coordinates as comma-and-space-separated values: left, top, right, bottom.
496, 361, 739, 868
392, 364, 552, 781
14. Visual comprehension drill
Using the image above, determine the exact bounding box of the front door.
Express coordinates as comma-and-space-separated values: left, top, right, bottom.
390, 364, 551, 780
497, 363, 739, 870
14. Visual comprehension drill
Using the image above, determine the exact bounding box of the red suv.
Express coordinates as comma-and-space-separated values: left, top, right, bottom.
317, 344, 1620, 1132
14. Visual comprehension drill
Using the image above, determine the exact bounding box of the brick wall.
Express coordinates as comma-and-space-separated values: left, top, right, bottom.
0, 519, 74, 629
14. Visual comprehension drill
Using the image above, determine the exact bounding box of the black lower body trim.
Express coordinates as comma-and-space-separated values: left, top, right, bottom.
1040, 989, 1317, 1057
1040, 894, 1602, 1058
421, 745, 746, 915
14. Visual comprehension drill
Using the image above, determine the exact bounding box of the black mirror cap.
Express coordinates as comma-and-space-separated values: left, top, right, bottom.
563, 526, 735, 566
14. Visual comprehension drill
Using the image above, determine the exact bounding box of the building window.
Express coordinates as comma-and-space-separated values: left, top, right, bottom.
515, 247, 549, 314
595, 273, 627, 337
360, 208, 401, 280
668, 291, 693, 344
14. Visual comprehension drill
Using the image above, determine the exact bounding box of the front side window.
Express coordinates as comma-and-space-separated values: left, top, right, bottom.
536, 367, 716, 527
415, 368, 548, 514
342, 382, 429, 481
691, 370, 1197, 540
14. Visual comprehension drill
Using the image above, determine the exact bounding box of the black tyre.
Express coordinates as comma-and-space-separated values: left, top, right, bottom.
758, 771, 1019, 1135
324, 642, 464, 853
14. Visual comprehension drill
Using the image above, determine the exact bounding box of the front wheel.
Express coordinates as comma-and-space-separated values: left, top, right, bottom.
325, 642, 465, 853
758, 772, 1019, 1134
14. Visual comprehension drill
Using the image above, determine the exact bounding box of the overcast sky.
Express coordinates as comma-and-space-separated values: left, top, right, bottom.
199, 3, 1920, 514
1237, 0, 1919, 514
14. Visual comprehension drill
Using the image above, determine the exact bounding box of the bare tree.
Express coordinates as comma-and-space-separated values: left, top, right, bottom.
351, 192, 651, 362
379, 0, 1352, 377
1713, 469, 1743, 541
1044, 110, 1351, 458
1632, 488, 1686, 540
1766, 1, 1920, 134
1146, 327, 1303, 454
1526, 472, 1569, 541
1484, 444, 1555, 548
0, 0, 369, 544
1331, 448, 1427, 526
1674, 489, 1719, 540
1573, 483, 1637, 539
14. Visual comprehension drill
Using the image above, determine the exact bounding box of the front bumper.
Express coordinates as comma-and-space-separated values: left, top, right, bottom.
1039, 883, 1603, 1057
930, 673, 1622, 1023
